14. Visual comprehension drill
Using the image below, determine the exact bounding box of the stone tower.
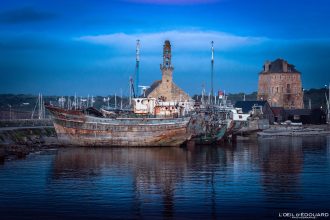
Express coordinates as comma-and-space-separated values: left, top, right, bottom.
145, 40, 190, 102
257, 58, 303, 109
161, 40, 174, 88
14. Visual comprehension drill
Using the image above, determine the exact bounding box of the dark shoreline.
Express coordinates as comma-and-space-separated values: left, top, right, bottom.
0, 125, 59, 163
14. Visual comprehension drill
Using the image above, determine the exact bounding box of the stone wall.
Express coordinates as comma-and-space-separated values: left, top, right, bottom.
258, 72, 303, 109
148, 81, 190, 101
0, 126, 58, 162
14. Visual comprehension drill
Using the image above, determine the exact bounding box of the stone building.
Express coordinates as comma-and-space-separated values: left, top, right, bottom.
145, 40, 190, 102
257, 58, 303, 109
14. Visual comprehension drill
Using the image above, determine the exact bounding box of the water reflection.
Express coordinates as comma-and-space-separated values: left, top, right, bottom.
48, 136, 330, 218
257, 138, 303, 205
53, 147, 189, 218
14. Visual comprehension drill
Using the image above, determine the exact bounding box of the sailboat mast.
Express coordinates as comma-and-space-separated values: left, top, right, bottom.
211, 41, 214, 105
135, 39, 140, 97
129, 77, 132, 105
39, 93, 42, 119
115, 93, 117, 109
120, 89, 123, 110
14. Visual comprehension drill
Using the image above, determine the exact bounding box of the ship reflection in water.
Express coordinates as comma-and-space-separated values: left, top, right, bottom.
1, 136, 330, 219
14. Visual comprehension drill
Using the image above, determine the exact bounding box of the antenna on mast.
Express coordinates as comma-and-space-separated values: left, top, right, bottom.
135, 39, 140, 97
138, 85, 150, 98
211, 41, 214, 105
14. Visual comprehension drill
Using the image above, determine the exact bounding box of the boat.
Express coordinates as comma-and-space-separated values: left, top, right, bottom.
188, 95, 250, 144
45, 98, 192, 147
45, 39, 249, 146
45, 40, 198, 147
46, 94, 249, 147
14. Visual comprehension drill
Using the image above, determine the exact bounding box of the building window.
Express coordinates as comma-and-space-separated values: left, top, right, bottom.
276, 87, 278, 93
287, 84, 291, 93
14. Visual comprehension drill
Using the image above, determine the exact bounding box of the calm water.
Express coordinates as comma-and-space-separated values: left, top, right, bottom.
1, 136, 330, 220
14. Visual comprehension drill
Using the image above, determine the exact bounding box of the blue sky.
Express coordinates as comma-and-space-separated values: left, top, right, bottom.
0, 0, 330, 96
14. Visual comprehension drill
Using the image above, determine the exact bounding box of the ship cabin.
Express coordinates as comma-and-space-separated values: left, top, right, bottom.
132, 98, 156, 115
132, 98, 188, 118
229, 108, 250, 121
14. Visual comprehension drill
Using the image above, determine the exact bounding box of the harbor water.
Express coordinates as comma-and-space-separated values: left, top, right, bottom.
1, 136, 330, 219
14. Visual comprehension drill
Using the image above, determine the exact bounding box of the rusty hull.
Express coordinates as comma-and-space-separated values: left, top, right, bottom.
46, 105, 191, 147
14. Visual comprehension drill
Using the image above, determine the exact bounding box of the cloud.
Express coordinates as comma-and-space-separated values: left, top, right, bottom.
76, 30, 267, 52
0, 7, 56, 24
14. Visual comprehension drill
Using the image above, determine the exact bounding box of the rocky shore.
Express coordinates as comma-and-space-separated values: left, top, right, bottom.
0, 125, 59, 163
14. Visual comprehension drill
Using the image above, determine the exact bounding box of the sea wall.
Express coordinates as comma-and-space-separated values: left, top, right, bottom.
0, 125, 58, 162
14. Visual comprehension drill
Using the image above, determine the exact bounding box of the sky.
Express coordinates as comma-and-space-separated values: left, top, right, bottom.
0, 0, 330, 96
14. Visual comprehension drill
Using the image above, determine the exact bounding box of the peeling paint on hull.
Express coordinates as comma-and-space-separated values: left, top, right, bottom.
46, 106, 191, 147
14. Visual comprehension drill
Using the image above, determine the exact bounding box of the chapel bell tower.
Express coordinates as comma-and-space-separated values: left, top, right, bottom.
160, 40, 173, 84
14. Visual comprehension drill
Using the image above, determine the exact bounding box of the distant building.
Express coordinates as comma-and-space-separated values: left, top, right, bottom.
273, 108, 326, 124
257, 58, 303, 109
145, 40, 190, 102
235, 100, 274, 124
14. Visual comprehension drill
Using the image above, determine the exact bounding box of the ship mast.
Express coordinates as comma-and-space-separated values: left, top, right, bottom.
129, 77, 132, 106
211, 41, 214, 105
115, 93, 117, 109
201, 82, 205, 105
32, 93, 45, 119
135, 39, 140, 97
129, 76, 136, 105
120, 89, 123, 110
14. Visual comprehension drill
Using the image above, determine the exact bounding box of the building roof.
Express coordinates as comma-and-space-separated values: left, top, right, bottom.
284, 109, 311, 116
144, 80, 161, 97
234, 101, 268, 113
263, 58, 300, 74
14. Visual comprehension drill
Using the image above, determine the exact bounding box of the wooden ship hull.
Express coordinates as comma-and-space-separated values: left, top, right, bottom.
46, 105, 191, 147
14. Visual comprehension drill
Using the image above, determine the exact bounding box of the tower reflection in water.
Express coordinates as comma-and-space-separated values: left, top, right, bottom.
50, 136, 329, 218
258, 137, 303, 204
51, 146, 231, 218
